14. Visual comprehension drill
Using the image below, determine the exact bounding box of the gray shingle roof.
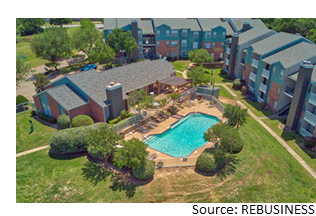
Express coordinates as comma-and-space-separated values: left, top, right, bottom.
262, 42, 316, 68
251, 32, 303, 55
153, 18, 201, 31
289, 64, 316, 82
104, 18, 154, 34
46, 84, 87, 110
238, 27, 273, 45
66, 59, 175, 107
197, 18, 234, 35
230, 18, 267, 31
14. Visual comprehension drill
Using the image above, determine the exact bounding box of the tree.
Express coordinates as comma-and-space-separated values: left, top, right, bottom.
188, 49, 213, 65
88, 39, 115, 68
167, 92, 181, 108
113, 138, 149, 169
31, 27, 72, 71
107, 28, 125, 54
86, 126, 122, 162
33, 73, 51, 93
119, 31, 138, 62
127, 89, 154, 115
223, 104, 249, 128
307, 29, 316, 43
80, 18, 95, 28
98, 18, 104, 24
17, 18, 45, 36
187, 65, 211, 86
49, 18, 72, 27
16, 56, 33, 87
158, 98, 169, 113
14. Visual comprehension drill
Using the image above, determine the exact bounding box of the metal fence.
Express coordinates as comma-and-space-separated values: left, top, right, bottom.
198, 94, 225, 113
111, 113, 144, 132
178, 87, 196, 101
152, 156, 199, 168
16, 102, 35, 115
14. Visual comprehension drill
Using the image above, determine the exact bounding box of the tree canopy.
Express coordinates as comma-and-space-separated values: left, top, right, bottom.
223, 104, 249, 128
16, 56, 33, 87
186, 65, 211, 86
167, 92, 181, 107
49, 18, 72, 26
88, 39, 115, 68
188, 49, 213, 65
128, 89, 155, 114
16, 18, 45, 36
33, 73, 51, 93
80, 18, 95, 28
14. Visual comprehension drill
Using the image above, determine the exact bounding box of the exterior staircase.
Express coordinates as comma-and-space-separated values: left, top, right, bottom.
275, 102, 291, 116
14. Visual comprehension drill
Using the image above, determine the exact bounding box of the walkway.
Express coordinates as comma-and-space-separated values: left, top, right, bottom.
177, 62, 194, 79
16, 145, 50, 158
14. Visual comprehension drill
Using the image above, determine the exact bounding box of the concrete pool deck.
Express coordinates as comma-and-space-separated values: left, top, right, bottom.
123, 99, 224, 166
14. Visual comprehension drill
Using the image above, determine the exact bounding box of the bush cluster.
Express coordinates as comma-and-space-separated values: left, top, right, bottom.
72, 115, 94, 127
57, 113, 70, 129
233, 79, 241, 89
108, 112, 133, 125
132, 160, 155, 180
16, 95, 28, 105
196, 150, 217, 173
241, 86, 248, 95
303, 136, 316, 148
38, 112, 56, 124
49, 122, 108, 154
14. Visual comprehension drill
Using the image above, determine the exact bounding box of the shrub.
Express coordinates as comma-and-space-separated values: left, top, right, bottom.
241, 86, 248, 95
31, 110, 37, 116
303, 136, 316, 148
173, 57, 178, 61
260, 102, 267, 109
157, 160, 164, 169
72, 115, 94, 127
132, 160, 155, 180
38, 112, 56, 124
57, 113, 70, 129
119, 110, 129, 120
16, 95, 28, 105
196, 149, 217, 173
166, 56, 172, 61
220, 69, 226, 75
233, 79, 241, 89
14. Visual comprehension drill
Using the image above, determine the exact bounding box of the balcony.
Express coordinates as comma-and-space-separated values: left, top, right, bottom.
249, 72, 256, 82
257, 96, 264, 103
284, 86, 295, 98
251, 58, 259, 68
262, 68, 270, 79
226, 47, 230, 54
225, 58, 229, 66
143, 39, 155, 46
309, 92, 316, 106
299, 126, 313, 137
304, 110, 316, 127
259, 82, 267, 93
248, 85, 254, 93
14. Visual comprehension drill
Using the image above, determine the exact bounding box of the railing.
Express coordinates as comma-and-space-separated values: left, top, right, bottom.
111, 113, 144, 132
299, 126, 313, 138
225, 58, 229, 66
16, 102, 35, 115
284, 86, 295, 98
143, 39, 155, 45
251, 58, 259, 68
259, 82, 267, 93
211, 96, 225, 113
153, 156, 198, 168
304, 110, 316, 126
178, 87, 196, 101
248, 85, 254, 93
262, 68, 270, 79
249, 72, 256, 82
257, 96, 264, 103
226, 47, 230, 55
309, 92, 316, 106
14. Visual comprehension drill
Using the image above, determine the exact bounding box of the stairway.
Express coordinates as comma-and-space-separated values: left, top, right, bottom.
275, 102, 291, 116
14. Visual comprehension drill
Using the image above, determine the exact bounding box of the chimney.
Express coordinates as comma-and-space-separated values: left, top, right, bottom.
285, 61, 314, 130
105, 82, 125, 119
131, 20, 139, 61
242, 21, 250, 33
228, 33, 239, 77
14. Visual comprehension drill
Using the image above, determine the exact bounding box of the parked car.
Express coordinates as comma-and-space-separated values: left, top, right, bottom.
81, 64, 97, 71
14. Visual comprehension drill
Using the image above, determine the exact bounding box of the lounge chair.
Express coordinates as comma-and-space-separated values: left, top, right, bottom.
189, 99, 196, 106
184, 100, 192, 107
147, 153, 157, 160
208, 101, 215, 108
198, 97, 204, 103
137, 123, 148, 133
146, 119, 155, 129
149, 117, 159, 126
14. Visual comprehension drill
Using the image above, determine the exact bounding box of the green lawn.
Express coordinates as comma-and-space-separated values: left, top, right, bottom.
16, 42, 49, 67
16, 111, 56, 153
176, 72, 184, 78
203, 68, 234, 84
214, 85, 234, 100
262, 118, 316, 172
228, 85, 274, 117
16, 117, 316, 203
170, 60, 190, 72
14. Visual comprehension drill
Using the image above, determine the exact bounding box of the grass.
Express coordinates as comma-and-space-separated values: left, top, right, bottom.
203, 68, 234, 84
43, 21, 102, 26
16, 111, 56, 153
262, 118, 316, 171
228, 85, 274, 117
170, 60, 190, 72
214, 85, 234, 100
176, 72, 184, 78
16, 42, 49, 67
16, 117, 316, 202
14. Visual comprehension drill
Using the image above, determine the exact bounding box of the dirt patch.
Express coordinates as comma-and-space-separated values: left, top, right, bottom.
218, 96, 237, 106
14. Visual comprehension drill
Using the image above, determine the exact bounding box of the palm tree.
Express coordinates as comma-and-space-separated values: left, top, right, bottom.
223, 104, 249, 128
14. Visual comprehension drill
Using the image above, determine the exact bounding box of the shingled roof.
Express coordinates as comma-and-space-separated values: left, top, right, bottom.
66, 59, 175, 107
197, 18, 234, 35
153, 18, 201, 31
103, 18, 155, 34
238, 27, 273, 45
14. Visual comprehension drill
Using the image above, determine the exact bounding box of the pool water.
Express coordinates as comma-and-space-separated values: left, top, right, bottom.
144, 113, 219, 157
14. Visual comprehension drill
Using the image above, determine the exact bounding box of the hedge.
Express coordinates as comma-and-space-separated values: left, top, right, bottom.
132, 160, 155, 180
233, 79, 241, 89
49, 122, 108, 154
196, 150, 217, 173
72, 115, 94, 127
57, 113, 70, 129
16, 95, 28, 105
38, 112, 56, 124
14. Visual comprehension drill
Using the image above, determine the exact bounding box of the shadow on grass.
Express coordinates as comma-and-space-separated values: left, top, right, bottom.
48, 150, 88, 160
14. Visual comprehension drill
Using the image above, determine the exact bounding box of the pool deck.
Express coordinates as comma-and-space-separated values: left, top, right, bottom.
124, 99, 223, 165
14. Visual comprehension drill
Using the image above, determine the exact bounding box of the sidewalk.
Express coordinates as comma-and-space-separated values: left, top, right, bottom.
16, 145, 50, 157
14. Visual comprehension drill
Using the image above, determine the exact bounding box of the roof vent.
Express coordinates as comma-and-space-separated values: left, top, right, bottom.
163, 57, 167, 63
295, 33, 300, 36
303, 60, 311, 65
110, 82, 114, 86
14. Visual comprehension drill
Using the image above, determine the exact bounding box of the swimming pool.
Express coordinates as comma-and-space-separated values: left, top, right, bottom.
144, 113, 219, 157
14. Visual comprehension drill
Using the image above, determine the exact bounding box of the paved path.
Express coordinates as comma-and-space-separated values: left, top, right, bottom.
16, 145, 50, 157
181, 63, 194, 79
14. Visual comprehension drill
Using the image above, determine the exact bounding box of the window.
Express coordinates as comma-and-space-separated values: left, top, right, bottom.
205, 43, 210, 48
221, 42, 224, 48
139, 52, 143, 59
157, 41, 160, 47
212, 43, 215, 48
193, 31, 199, 38
272, 66, 276, 76
205, 32, 212, 38
166, 41, 169, 47
193, 42, 198, 49
181, 40, 187, 47
156, 30, 160, 37
181, 50, 186, 57
171, 30, 178, 37
277, 87, 280, 95
138, 30, 142, 37
269, 82, 272, 90
220, 53, 223, 58
211, 53, 214, 58
222, 32, 225, 38
213, 32, 217, 38
166, 52, 170, 57
171, 41, 177, 47
166, 30, 170, 37
280, 70, 284, 80
171, 52, 177, 57
138, 41, 142, 48
274, 101, 277, 110
182, 29, 187, 36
